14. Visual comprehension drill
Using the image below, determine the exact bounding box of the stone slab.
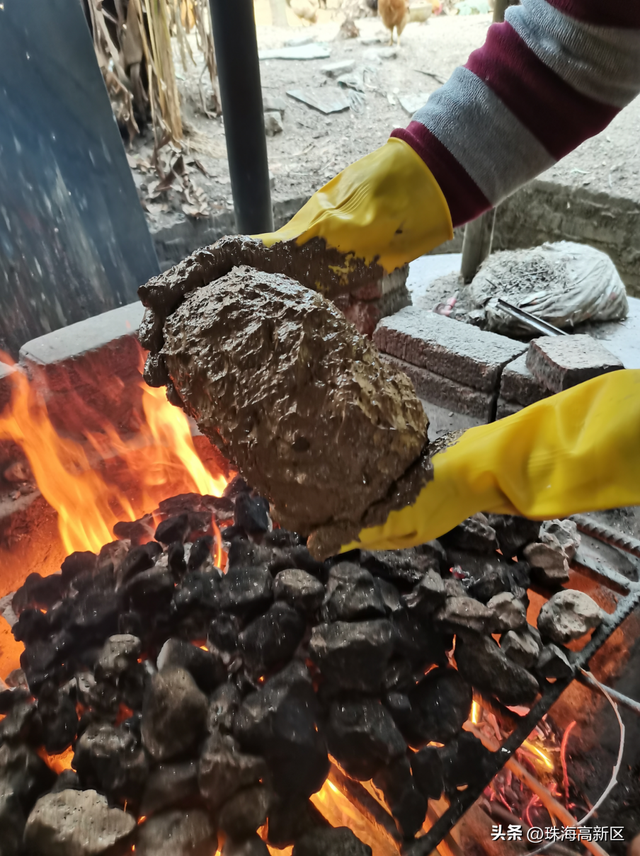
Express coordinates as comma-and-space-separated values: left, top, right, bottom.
526, 334, 624, 393
383, 355, 496, 421
500, 353, 552, 407
374, 308, 526, 393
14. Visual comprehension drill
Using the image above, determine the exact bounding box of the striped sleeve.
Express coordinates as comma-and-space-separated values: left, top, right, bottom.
390, 0, 640, 226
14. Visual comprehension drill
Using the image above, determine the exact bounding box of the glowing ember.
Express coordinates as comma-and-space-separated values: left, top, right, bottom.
38, 745, 74, 775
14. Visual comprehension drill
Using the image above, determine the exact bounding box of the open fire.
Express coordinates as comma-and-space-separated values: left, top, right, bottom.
1, 345, 638, 856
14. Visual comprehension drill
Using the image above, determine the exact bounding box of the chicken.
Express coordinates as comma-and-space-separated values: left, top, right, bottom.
379, 0, 410, 45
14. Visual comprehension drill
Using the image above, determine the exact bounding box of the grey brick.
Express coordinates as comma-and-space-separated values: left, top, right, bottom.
500, 353, 552, 407
526, 335, 623, 393
383, 355, 496, 421
495, 397, 523, 421
374, 308, 526, 392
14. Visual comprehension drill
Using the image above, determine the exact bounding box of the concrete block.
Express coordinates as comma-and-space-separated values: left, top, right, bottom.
495, 398, 523, 421
526, 334, 624, 393
374, 309, 526, 392
500, 353, 552, 407
383, 355, 496, 421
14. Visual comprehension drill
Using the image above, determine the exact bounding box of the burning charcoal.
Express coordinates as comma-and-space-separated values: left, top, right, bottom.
322, 563, 386, 622
325, 698, 406, 780
38, 689, 78, 755
123, 568, 175, 616
207, 683, 242, 734
117, 542, 162, 585
0, 699, 42, 744
390, 609, 449, 670
224, 475, 251, 501
537, 590, 604, 644
373, 755, 427, 838
12, 573, 66, 614
157, 639, 226, 694
24, 789, 136, 856
135, 809, 217, 856
209, 614, 241, 655
115, 662, 146, 712
276, 545, 327, 578
73, 723, 149, 803
443, 578, 466, 598
188, 536, 215, 572
456, 633, 539, 706
223, 525, 248, 543
113, 514, 156, 546
434, 596, 496, 634
141, 667, 208, 762
219, 566, 273, 617
523, 540, 570, 586
540, 519, 581, 561
439, 513, 498, 554
155, 514, 191, 545
198, 731, 268, 811
218, 783, 272, 839
173, 569, 221, 618
168, 542, 187, 578
95, 634, 142, 682
263, 529, 304, 549
411, 746, 444, 801
536, 643, 573, 680
12, 607, 50, 643
233, 662, 328, 798
273, 569, 325, 614
267, 796, 327, 848
484, 514, 541, 557
50, 770, 81, 794
223, 834, 270, 856
60, 551, 98, 585
440, 732, 492, 796
358, 544, 445, 589
118, 611, 144, 638
235, 493, 271, 535
0, 782, 26, 856
293, 827, 372, 856
98, 540, 131, 573
396, 668, 472, 747
140, 761, 199, 817
447, 550, 510, 603
239, 602, 306, 678
486, 592, 526, 632
308, 619, 394, 693
5, 669, 29, 690
374, 578, 403, 614
227, 540, 273, 571
403, 570, 446, 617
0, 686, 31, 714
500, 625, 542, 669
69, 591, 121, 643
20, 637, 70, 693
0, 743, 56, 813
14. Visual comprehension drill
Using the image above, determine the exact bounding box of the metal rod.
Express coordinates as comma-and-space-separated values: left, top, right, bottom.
577, 670, 640, 718
496, 298, 568, 337
208, 0, 273, 234
572, 513, 640, 561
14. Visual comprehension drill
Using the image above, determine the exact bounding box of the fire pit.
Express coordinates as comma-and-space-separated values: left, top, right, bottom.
1, 311, 640, 856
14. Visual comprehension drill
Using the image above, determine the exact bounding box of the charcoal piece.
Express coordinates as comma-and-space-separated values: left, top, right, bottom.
173, 569, 221, 617
224, 475, 251, 500
219, 566, 273, 617
322, 562, 386, 622
267, 796, 327, 847
537, 590, 604, 644
188, 536, 215, 572
223, 834, 270, 856
536, 644, 573, 679
50, 770, 81, 794
263, 529, 305, 549
273, 569, 325, 614
12, 607, 50, 644
73, 723, 149, 803
69, 591, 121, 642
39, 691, 78, 755
411, 746, 444, 801
60, 551, 98, 585
523, 540, 570, 585
276, 545, 327, 578
0, 699, 42, 744
24, 789, 136, 856
439, 514, 498, 554
222, 525, 249, 542
113, 515, 156, 546
0, 743, 56, 813
375, 578, 403, 614
141, 667, 208, 762
293, 827, 372, 856
443, 578, 466, 598
540, 519, 580, 561
209, 614, 240, 654
372, 755, 427, 838
434, 596, 497, 634
440, 732, 492, 795
382, 658, 415, 694
401, 668, 472, 747
359, 544, 445, 589
235, 494, 271, 535
0, 687, 31, 715
115, 661, 146, 711
157, 639, 226, 694
308, 619, 394, 693
227, 540, 273, 571
140, 761, 199, 817
4, 669, 29, 690
390, 609, 448, 669
119, 542, 162, 585
403, 570, 446, 617
456, 633, 539, 706
207, 683, 242, 734
239, 602, 306, 678
446, 549, 511, 603
198, 732, 268, 811
218, 784, 271, 839
168, 543, 187, 578
485, 514, 541, 558
155, 514, 190, 545
158, 266, 429, 560
501, 625, 542, 669
123, 568, 175, 615
486, 592, 526, 632
12, 573, 66, 614
118, 611, 144, 638
233, 661, 329, 798
20, 637, 69, 693
98, 540, 131, 573
325, 698, 406, 780
95, 634, 142, 682
0, 784, 26, 856
135, 809, 217, 856
73, 565, 116, 595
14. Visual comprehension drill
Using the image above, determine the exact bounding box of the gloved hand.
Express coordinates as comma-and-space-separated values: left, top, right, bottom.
339, 369, 640, 553
254, 137, 453, 291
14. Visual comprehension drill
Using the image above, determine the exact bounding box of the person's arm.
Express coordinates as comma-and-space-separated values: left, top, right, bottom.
391, 0, 640, 227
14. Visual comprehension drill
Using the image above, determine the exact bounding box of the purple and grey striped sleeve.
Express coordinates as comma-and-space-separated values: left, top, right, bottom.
390, 0, 640, 226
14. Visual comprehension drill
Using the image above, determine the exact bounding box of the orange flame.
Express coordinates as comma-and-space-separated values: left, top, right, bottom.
38, 745, 74, 774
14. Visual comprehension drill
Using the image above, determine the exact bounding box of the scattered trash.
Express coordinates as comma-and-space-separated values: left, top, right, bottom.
287, 88, 351, 114
259, 44, 331, 61
264, 111, 285, 136
337, 71, 366, 92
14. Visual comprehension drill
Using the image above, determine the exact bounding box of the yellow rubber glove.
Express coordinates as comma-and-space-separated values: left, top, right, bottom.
342, 369, 640, 553
255, 137, 453, 282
